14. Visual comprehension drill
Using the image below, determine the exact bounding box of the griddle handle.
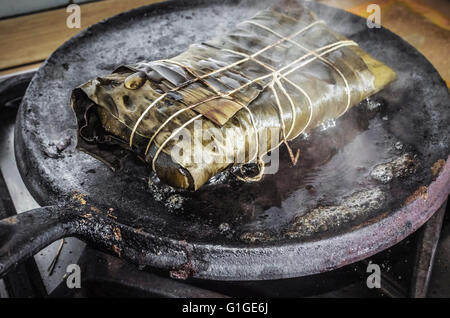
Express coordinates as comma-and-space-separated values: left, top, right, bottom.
0, 206, 78, 278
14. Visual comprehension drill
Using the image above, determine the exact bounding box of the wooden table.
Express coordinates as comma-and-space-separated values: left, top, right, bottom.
0, 0, 449, 86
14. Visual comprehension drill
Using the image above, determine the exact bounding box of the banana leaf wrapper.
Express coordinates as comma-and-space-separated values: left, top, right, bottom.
71, 0, 396, 190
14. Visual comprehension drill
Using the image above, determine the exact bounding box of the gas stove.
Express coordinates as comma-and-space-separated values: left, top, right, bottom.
0, 69, 449, 298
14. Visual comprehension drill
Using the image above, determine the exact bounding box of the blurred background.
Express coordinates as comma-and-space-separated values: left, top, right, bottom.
0, 0, 449, 85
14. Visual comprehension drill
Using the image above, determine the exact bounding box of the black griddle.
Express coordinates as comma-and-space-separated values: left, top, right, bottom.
1, 0, 449, 280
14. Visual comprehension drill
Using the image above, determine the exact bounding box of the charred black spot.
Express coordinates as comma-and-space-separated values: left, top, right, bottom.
122, 95, 132, 108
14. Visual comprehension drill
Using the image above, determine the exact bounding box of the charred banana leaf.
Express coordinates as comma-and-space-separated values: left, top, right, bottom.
71, 0, 396, 190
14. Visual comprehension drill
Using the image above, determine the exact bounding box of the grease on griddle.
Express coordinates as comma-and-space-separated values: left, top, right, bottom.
285, 187, 386, 238
370, 153, 418, 184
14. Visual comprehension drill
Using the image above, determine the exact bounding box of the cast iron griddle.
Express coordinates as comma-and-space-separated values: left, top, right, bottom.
1, 0, 449, 280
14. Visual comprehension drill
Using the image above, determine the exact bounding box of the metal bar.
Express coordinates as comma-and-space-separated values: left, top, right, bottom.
0, 169, 47, 297
358, 259, 406, 298
0, 73, 47, 297
0, 69, 35, 108
409, 199, 447, 298
49, 247, 229, 298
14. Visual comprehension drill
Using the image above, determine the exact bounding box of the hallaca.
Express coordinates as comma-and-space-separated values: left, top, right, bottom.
71, 0, 396, 190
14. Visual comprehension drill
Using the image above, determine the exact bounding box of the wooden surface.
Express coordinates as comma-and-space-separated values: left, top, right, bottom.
0, 0, 162, 71
0, 0, 449, 86
342, 0, 450, 87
